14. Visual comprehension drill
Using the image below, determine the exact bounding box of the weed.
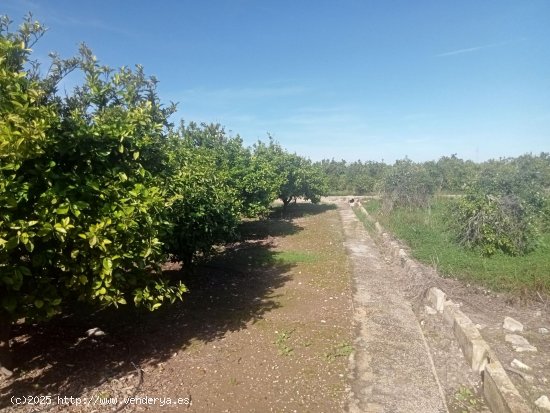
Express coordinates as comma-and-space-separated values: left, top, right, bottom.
449, 386, 483, 412
275, 250, 319, 264
325, 341, 353, 361
274, 329, 295, 356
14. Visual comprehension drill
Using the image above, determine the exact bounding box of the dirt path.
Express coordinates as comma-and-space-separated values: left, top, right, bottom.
339, 202, 448, 413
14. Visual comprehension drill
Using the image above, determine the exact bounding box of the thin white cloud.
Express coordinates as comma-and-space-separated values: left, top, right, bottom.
437, 42, 504, 57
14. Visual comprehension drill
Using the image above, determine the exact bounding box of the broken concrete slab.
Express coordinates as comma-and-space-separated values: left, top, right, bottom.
427, 287, 446, 313
483, 359, 532, 413
503, 316, 523, 333
505, 334, 537, 352
535, 395, 550, 411
452, 309, 489, 373
510, 359, 531, 371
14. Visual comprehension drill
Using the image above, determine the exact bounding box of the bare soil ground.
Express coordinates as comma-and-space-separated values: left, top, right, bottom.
0, 203, 353, 412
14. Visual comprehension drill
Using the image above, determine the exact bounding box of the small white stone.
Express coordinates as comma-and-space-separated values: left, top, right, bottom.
503, 316, 523, 332
425, 305, 437, 315
511, 359, 532, 371
86, 327, 106, 337
535, 395, 550, 411
539, 327, 549, 334
0, 366, 13, 377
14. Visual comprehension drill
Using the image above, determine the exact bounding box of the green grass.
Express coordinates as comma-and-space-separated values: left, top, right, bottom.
274, 250, 319, 264
353, 206, 376, 234
364, 198, 550, 296
362, 198, 382, 215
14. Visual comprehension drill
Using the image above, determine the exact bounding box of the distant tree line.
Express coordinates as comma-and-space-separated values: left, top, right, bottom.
321, 153, 550, 257
316, 154, 488, 195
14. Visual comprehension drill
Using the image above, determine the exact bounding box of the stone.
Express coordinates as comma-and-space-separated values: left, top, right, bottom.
503, 316, 523, 332
505, 334, 537, 352
538, 327, 549, 334
511, 359, 532, 371
425, 305, 437, 315
0, 366, 13, 378
427, 287, 446, 313
535, 395, 550, 411
86, 327, 106, 337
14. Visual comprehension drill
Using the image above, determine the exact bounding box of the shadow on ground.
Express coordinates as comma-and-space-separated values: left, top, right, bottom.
0, 214, 302, 407
270, 202, 337, 220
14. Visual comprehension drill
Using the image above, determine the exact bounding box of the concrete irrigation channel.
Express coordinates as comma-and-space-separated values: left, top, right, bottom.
330, 196, 542, 413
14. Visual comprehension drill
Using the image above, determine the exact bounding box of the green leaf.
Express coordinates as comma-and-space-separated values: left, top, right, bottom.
18, 266, 31, 276
54, 224, 67, 233
79, 275, 88, 285
5, 236, 19, 250
56, 206, 69, 214
102, 257, 113, 270
24, 240, 34, 252
34, 299, 44, 309
2, 296, 17, 313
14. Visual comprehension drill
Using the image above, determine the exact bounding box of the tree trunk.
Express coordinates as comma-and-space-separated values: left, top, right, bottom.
0, 314, 13, 375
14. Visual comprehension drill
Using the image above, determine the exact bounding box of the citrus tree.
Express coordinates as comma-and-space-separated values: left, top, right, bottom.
0, 17, 187, 368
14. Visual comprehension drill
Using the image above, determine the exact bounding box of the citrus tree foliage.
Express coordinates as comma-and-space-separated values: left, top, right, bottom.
161, 131, 241, 264
318, 155, 477, 196
255, 139, 327, 207
451, 193, 536, 256
178, 122, 282, 217
0, 17, 187, 323
317, 159, 388, 195
450, 154, 550, 256
379, 159, 438, 212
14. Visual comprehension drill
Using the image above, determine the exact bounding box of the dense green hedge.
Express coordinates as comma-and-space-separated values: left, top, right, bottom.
0, 16, 327, 326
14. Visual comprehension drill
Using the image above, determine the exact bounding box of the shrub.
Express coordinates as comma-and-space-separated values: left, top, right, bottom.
451, 193, 537, 256
379, 159, 437, 212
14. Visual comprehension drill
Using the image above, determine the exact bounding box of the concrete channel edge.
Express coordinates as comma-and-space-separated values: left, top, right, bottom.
355, 200, 533, 413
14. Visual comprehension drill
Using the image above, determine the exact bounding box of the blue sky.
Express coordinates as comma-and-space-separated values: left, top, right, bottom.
3, 0, 549, 163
